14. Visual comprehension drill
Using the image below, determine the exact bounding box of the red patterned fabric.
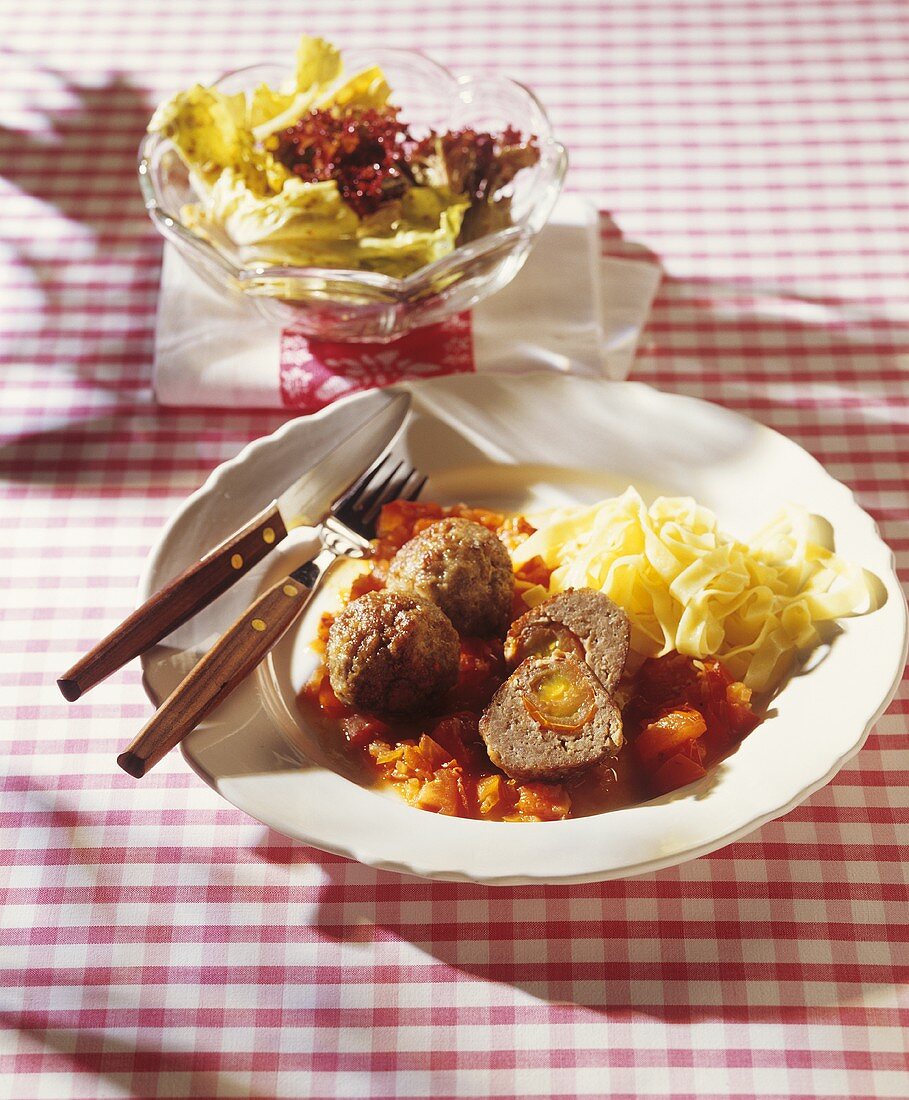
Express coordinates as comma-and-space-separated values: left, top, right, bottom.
280, 313, 474, 411
1, 1, 907, 1097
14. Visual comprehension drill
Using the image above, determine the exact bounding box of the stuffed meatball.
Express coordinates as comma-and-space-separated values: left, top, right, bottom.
479, 653, 624, 782
386, 517, 514, 637
505, 587, 630, 693
327, 590, 459, 718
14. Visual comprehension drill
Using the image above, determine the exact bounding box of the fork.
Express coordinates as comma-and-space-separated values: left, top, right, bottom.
116, 454, 426, 778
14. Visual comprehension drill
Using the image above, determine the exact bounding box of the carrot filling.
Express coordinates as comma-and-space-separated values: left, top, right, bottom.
522, 665, 596, 733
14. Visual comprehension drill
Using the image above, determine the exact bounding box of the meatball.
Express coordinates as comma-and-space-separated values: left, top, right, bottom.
327, 590, 459, 718
505, 587, 630, 693
386, 517, 514, 637
479, 654, 624, 782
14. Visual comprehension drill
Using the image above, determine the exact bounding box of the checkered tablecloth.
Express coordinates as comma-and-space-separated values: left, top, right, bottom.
2, 1, 908, 1097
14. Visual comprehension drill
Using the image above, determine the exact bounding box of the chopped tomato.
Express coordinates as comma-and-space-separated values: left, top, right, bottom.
628, 653, 758, 767
375, 500, 445, 547
650, 751, 708, 795
455, 767, 479, 818
429, 713, 478, 768
694, 658, 732, 741
496, 514, 537, 553
415, 769, 467, 816
393, 737, 448, 781
340, 713, 391, 748
374, 500, 504, 553
508, 781, 571, 822
633, 706, 707, 768
476, 774, 504, 816
312, 671, 349, 719
451, 506, 505, 532
349, 569, 385, 600
726, 681, 761, 739
411, 516, 446, 537
316, 612, 334, 648
416, 734, 451, 770
513, 554, 552, 590
368, 740, 399, 765
633, 652, 694, 709
695, 658, 759, 753
450, 637, 505, 710
677, 737, 707, 766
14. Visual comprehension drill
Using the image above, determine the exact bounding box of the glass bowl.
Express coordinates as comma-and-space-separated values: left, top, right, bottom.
138, 49, 567, 342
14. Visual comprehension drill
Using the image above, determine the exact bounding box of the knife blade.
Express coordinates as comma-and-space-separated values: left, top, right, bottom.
57, 389, 411, 701
274, 390, 411, 529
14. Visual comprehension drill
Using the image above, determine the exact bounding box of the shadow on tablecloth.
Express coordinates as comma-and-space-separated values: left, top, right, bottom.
2, 276, 906, 504
250, 816, 906, 1021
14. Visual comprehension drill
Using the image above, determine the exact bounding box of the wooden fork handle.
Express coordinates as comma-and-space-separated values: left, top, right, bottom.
117, 563, 326, 779
58, 502, 288, 702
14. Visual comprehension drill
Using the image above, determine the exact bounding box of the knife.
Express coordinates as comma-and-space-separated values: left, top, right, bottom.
115, 450, 425, 779
57, 390, 411, 702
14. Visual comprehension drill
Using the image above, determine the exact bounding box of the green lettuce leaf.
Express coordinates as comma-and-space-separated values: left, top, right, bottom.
148, 85, 250, 186
187, 172, 359, 247
316, 65, 391, 112
250, 37, 345, 141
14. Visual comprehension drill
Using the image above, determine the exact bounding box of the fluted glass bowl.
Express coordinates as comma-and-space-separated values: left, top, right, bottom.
138, 50, 567, 341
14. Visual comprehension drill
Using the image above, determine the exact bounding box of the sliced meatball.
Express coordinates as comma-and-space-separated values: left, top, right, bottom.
479, 654, 624, 782
505, 587, 630, 693
327, 590, 459, 718
386, 517, 514, 637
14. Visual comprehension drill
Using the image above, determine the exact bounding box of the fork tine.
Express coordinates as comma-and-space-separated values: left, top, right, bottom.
401, 471, 427, 502
332, 452, 425, 539
333, 452, 394, 512
352, 460, 404, 519
373, 465, 424, 517
358, 463, 417, 527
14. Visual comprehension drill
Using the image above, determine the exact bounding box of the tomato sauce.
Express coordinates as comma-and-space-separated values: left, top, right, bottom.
297, 501, 760, 822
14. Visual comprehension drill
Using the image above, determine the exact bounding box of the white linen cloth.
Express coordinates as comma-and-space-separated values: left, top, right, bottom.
152, 196, 661, 411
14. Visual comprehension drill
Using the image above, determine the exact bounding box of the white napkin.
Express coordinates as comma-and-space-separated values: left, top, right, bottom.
153, 196, 661, 411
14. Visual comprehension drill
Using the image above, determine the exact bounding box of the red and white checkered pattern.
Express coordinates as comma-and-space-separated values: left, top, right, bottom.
2, 1, 908, 1097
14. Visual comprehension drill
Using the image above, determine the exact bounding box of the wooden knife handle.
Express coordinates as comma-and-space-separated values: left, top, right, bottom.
58, 502, 288, 701
117, 568, 319, 779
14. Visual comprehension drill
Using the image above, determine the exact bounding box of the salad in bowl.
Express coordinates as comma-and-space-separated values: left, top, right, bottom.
139, 36, 566, 338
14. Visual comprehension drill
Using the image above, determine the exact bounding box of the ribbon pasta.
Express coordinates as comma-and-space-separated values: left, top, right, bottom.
512, 488, 874, 693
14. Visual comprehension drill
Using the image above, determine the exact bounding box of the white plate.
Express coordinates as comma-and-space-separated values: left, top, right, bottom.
140, 374, 907, 885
